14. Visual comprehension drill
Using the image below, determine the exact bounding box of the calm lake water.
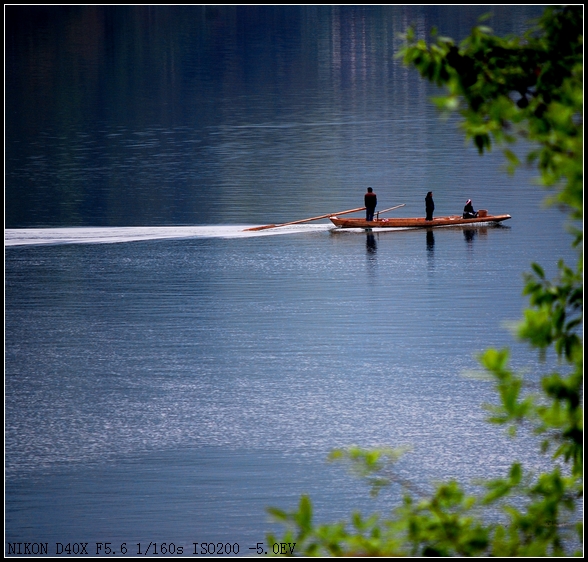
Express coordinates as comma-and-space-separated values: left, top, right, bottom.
5, 5, 577, 556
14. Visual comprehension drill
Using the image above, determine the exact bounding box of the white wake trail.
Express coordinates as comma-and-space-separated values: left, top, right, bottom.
5, 224, 334, 247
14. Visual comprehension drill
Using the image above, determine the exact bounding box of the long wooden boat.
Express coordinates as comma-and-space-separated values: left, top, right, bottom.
329, 213, 511, 229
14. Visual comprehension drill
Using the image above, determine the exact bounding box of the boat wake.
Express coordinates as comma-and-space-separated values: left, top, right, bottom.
5, 224, 335, 247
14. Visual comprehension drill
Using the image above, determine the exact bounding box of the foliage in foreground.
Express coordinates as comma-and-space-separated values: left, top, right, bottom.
266, 6, 583, 556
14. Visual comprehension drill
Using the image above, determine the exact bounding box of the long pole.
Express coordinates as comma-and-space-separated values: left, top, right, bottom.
376, 204, 405, 219
243, 206, 366, 231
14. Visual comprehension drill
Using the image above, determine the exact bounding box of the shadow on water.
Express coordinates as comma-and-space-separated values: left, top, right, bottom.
365, 230, 377, 278
464, 229, 477, 243
426, 229, 435, 251
426, 229, 435, 271
366, 230, 377, 257
464, 226, 499, 245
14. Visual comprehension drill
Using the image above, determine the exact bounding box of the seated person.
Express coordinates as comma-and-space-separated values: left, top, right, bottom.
463, 199, 478, 218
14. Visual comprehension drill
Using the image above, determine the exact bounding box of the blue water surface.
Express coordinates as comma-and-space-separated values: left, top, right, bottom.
6, 5, 577, 556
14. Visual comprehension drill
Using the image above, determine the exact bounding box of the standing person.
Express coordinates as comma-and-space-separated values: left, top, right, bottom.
425, 191, 435, 221
463, 199, 478, 218
364, 187, 377, 222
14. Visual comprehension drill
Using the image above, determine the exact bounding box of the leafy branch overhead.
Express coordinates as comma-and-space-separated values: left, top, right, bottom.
398, 6, 583, 222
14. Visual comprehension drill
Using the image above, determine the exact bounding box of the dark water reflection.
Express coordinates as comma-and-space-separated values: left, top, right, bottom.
464, 229, 477, 243
365, 231, 377, 255
6, 5, 546, 228
426, 229, 435, 251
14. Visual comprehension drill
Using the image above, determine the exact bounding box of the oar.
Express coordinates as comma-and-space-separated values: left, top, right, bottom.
244, 206, 366, 231
376, 204, 405, 219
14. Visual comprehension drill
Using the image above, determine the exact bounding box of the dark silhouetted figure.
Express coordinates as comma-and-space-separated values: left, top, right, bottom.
425, 191, 435, 221
365, 187, 377, 222
463, 199, 478, 219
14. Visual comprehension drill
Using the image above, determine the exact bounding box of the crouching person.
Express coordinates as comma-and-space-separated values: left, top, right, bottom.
463, 199, 478, 219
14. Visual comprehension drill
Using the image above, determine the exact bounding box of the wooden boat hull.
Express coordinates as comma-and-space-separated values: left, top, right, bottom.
329, 214, 511, 229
